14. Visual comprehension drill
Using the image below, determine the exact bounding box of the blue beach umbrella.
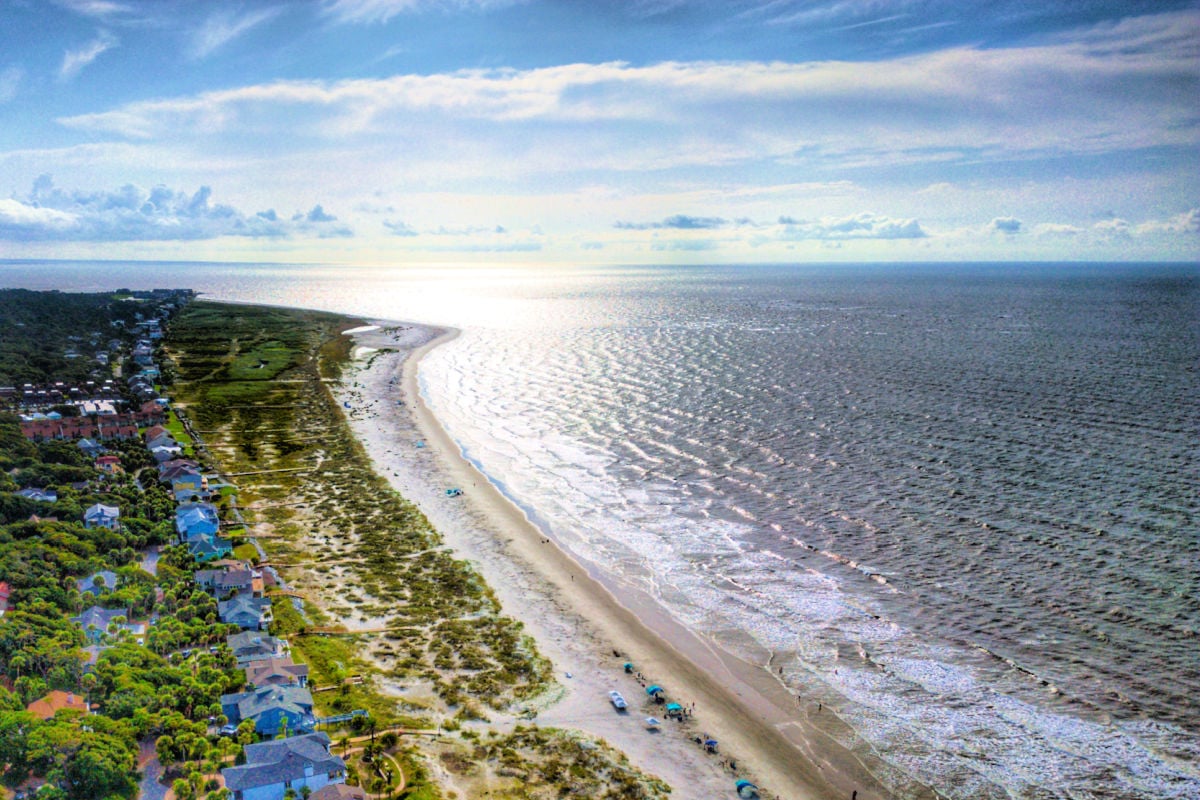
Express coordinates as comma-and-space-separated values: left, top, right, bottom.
646, 684, 663, 696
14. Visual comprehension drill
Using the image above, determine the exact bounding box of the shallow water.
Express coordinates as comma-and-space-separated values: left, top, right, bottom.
5, 259, 1198, 798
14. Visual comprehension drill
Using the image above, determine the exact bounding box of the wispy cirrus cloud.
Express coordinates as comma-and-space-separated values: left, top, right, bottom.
59, 30, 117, 80
52, 0, 133, 20
323, 0, 523, 25
190, 8, 283, 60
0, 175, 351, 241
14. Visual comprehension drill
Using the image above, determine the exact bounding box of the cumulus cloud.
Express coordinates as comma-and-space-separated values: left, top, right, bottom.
615, 214, 728, 230
0, 175, 351, 241
989, 216, 1022, 234
190, 8, 283, 60
60, 30, 117, 80
778, 212, 926, 240
1135, 208, 1200, 235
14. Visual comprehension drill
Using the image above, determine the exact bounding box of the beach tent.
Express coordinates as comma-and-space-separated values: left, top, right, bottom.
735, 780, 760, 798
704, 738, 719, 753
646, 684, 664, 696
623, 662, 634, 673
665, 702, 683, 719
644, 717, 661, 730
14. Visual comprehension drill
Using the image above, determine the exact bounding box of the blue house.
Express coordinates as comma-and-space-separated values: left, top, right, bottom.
221, 685, 315, 736
219, 594, 273, 630
189, 536, 233, 563
84, 503, 120, 530
221, 733, 345, 800
176, 503, 219, 541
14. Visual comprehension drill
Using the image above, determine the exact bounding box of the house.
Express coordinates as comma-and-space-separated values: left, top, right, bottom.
227, 631, 288, 666
221, 733, 345, 800
83, 503, 120, 530
25, 690, 89, 720
16, 487, 57, 503
310, 784, 365, 800
0, 581, 11, 615
72, 605, 132, 643
196, 567, 255, 598
189, 536, 233, 563
218, 594, 272, 630
145, 432, 177, 451
176, 503, 219, 540
94, 455, 123, 476
152, 445, 184, 463
77, 570, 119, 597
77, 438, 105, 457
170, 471, 206, 494
220, 685, 315, 736
245, 657, 309, 689
159, 459, 200, 480
143, 425, 170, 442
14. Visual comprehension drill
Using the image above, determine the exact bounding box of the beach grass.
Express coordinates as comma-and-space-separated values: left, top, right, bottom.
163, 301, 666, 797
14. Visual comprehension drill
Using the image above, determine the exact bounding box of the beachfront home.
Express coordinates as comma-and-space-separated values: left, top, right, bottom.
219, 594, 273, 630
310, 784, 365, 800
228, 631, 289, 666
0, 582, 10, 615
244, 657, 309, 689
221, 733, 345, 800
170, 469, 206, 495
196, 566, 255, 597
176, 502, 219, 541
220, 685, 315, 735
83, 503, 120, 530
77, 438, 104, 458
189, 536, 233, 563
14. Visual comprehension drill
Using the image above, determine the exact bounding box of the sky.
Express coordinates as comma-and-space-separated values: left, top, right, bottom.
0, 0, 1197, 265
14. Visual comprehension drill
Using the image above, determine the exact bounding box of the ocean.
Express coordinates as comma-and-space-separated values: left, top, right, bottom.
3, 259, 1198, 798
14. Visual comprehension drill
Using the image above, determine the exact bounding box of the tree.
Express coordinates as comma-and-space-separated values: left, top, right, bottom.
156, 734, 177, 766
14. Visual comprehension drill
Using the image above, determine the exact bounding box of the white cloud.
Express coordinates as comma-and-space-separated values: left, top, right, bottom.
55, 11, 1200, 176
988, 216, 1022, 234
52, 0, 133, 19
190, 8, 283, 60
779, 212, 927, 240
322, 0, 524, 24
0, 175, 351, 241
59, 30, 117, 81
1135, 208, 1200, 235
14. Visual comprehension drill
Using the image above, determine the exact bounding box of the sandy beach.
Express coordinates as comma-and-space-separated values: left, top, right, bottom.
337, 322, 906, 800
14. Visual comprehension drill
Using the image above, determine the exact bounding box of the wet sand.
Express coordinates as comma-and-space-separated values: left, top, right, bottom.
338, 322, 903, 800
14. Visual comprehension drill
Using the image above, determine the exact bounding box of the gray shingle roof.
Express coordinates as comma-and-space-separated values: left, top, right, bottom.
222, 733, 343, 791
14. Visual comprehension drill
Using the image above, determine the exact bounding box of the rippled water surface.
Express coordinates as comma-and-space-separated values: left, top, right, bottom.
5, 260, 1198, 798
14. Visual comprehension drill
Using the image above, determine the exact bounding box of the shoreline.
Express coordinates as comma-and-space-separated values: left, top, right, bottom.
340, 321, 909, 800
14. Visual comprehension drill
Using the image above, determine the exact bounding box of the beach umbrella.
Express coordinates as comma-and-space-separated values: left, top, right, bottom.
646, 684, 663, 696
704, 738, 718, 752
623, 662, 634, 673
735, 780, 760, 798
644, 717, 661, 729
